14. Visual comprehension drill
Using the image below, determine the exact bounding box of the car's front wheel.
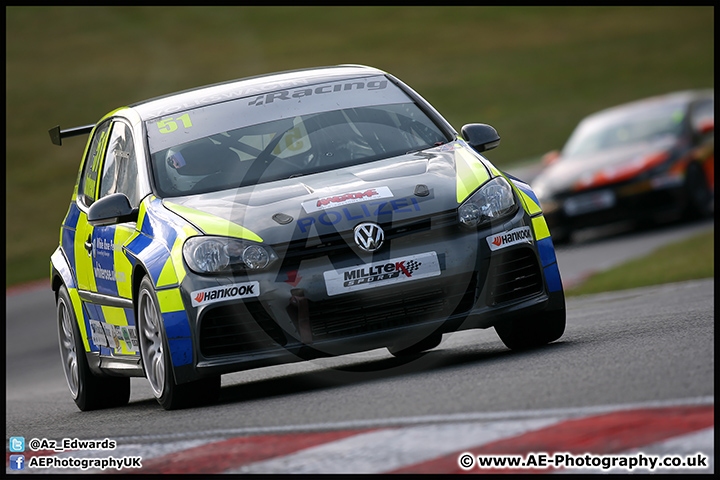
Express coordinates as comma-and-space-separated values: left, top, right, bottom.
684, 162, 712, 219
494, 307, 566, 351
56, 284, 130, 411
137, 276, 220, 410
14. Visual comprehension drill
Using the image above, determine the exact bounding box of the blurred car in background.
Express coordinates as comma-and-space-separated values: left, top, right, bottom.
532, 90, 713, 243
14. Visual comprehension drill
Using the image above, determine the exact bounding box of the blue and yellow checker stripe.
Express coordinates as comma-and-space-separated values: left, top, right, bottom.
53, 193, 202, 365
509, 177, 563, 293
454, 145, 491, 203
124, 196, 201, 367
51, 248, 88, 350
56, 202, 97, 353
450, 140, 562, 293
56, 201, 139, 354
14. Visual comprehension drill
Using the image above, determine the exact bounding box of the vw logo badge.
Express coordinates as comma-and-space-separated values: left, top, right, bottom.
354, 222, 385, 252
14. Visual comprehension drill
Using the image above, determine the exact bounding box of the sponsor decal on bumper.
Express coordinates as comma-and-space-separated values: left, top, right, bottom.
191, 282, 260, 307
323, 251, 441, 296
486, 226, 533, 251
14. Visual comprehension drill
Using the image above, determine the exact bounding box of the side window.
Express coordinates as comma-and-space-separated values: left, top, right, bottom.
79, 120, 112, 207
99, 121, 140, 208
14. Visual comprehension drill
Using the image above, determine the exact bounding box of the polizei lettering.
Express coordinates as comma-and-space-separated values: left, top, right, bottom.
191, 282, 260, 307
298, 196, 420, 233
486, 226, 533, 251
249, 79, 388, 106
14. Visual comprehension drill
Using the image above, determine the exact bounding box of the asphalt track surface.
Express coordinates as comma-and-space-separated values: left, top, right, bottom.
5, 218, 714, 474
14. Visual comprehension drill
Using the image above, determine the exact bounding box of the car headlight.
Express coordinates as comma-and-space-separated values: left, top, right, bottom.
458, 176, 517, 227
183, 236, 278, 274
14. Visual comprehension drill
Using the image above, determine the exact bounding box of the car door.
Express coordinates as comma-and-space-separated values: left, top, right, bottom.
78, 119, 142, 356
74, 120, 112, 294
92, 119, 139, 301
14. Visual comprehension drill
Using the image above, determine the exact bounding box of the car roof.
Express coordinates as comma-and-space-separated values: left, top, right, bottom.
128, 64, 387, 121
583, 89, 714, 122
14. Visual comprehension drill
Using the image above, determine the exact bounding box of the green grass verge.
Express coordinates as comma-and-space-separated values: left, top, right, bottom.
566, 229, 714, 296
6, 6, 713, 286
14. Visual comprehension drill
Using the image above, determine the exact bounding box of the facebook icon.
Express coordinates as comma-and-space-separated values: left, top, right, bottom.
9, 455, 25, 470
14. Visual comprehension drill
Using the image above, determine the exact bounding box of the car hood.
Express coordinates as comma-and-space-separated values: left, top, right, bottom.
162, 142, 490, 245
532, 137, 676, 198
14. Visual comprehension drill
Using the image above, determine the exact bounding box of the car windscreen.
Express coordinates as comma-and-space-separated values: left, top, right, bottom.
561, 101, 687, 159
146, 76, 448, 197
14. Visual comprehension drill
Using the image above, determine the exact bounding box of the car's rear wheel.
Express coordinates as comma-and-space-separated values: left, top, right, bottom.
57, 284, 130, 411
494, 307, 566, 351
137, 276, 220, 410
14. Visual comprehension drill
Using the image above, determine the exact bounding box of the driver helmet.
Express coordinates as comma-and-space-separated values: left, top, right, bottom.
163, 140, 228, 193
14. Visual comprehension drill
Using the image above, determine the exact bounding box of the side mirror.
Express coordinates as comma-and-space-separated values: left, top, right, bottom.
88, 193, 138, 227
461, 123, 500, 152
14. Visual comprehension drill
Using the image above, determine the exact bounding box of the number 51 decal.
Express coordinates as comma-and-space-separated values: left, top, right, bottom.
157, 113, 193, 133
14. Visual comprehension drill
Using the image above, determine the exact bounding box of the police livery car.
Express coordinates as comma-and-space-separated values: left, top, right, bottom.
50, 65, 565, 410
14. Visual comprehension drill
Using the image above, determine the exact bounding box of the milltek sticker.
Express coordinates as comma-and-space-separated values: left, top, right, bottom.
302, 186, 393, 213
323, 251, 441, 296
486, 226, 533, 251
191, 282, 260, 307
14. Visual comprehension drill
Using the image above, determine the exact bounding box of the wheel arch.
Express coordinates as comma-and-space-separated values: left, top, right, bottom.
50, 247, 76, 300
130, 259, 196, 388
131, 261, 150, 314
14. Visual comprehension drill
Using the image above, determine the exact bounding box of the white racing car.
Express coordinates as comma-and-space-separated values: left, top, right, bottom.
50, 65, 565, 410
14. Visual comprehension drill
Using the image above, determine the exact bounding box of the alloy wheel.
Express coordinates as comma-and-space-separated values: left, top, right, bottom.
139, 287, 166, 398
57, 296, 79, 398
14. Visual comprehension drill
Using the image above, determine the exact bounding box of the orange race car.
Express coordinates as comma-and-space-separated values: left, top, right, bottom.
533, 90, 713, 243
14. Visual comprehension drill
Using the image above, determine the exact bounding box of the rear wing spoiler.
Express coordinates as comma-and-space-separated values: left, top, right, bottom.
48, 124, 95, 146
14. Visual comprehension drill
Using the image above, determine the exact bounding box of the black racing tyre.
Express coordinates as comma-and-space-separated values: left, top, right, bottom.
494, 307, 566, 351
56, 284, 130, 411
388, 333, 442, 357
137, 276, 220, 410
683, 163, 712, 219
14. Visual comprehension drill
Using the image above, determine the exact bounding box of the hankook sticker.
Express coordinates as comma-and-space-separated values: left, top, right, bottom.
486, 226, 533, 251
191, 282, 260, 307
323, 251, 441, 296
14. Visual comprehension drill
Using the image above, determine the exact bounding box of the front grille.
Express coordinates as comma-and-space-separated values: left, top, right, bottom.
309, 274, 476, 340
486, 248, 543, 305
199, 303, 286, 357
280, 212, 458, 263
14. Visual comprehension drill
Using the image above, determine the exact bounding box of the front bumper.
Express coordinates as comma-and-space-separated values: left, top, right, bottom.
173, 206, 561, 382
543, 180, 687, 234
